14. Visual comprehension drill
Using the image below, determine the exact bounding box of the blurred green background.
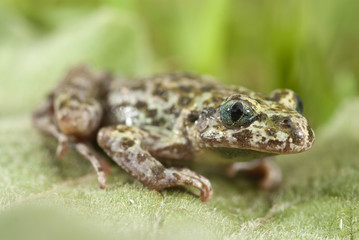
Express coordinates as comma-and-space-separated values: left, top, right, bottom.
1, 1, 359, 239
1, 0, 359, 126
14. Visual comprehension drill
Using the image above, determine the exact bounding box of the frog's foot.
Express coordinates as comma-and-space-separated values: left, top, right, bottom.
226, 158, 282, 190
166, 168, 213, 201
97, 125, 213, 202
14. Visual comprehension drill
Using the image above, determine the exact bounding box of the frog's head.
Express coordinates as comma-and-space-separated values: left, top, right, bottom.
197, 89, 315, 154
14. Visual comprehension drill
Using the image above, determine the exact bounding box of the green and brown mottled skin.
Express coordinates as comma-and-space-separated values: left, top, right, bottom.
33, 65, 315, 202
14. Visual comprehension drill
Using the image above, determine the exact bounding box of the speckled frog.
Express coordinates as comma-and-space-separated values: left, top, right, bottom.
33, 66, 315, 201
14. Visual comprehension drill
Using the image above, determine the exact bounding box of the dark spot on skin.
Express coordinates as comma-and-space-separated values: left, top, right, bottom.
307, 125, 314, 143
265, 128, 277, 137
164, 105, 180, 117
271, 115, 294, 129
151, 166, 166, 180
69, 104, 79, 111
69, 94, 80, 101
261, 137, 266, 142
270, 115, 281, 124
116, 126, 133, 133
137, 153, 147, 163
269, 90, 291, 102
269, 107, 283, 111
152, 118, 166, 126
182, 73, 198, 79
232, 129, 253, 144
187, 111, 199, 122
179, 85, 192, 92
169, 72, 197, 80
211, 96, 222, 103
153, 83, 168, 101
200, 86, 214, 92
114, 152, 124, 161
132, 82, 146, 91
280, 117, 293, 129
146, 109, 157, 118
255, 99, 265, 105
120, 137, 135, 149
201, 107, 216, 117
139, 172, 146, 180
135, 101, 147, 109
113, 102, 131, 111
289, 127, 305, 146
179, 96, 192, 106
218, 136, 228, 142
184, 180, 192, 185
267, 140, 283, 148
69, 82, 87, 91
291, 134, 303, 145
163, 108, 170, 114
256, 113, 268, 122
58, 100, 68, 110
283, 139, 291, 152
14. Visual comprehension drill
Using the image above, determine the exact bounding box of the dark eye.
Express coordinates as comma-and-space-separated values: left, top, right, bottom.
220, 100, 257, 128
230, 102, 244, 121
294, 94, 303, 114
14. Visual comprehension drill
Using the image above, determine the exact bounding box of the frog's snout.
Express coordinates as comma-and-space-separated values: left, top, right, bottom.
258, 114, 315, 153
286, 119, 315, 153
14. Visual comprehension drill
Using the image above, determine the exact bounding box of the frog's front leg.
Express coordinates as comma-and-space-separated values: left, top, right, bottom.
227, 158, 282, 190
97, 125, 213, 202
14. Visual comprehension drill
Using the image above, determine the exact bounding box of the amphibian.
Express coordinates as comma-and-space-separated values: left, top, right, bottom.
33, 66, 315, 201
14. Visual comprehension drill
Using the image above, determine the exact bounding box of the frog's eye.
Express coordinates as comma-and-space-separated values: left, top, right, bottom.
294, 94, 303, 114
220, 100, 257, 128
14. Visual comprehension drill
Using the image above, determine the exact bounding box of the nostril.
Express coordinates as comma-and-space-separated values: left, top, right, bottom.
280, 117, 293, 128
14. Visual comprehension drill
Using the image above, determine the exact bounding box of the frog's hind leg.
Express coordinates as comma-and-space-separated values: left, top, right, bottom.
97, 125, 213, 202
32, 96, 71, 159
32, 65, 110, 189
32, 99, 109, 189
226, 158, 282, 190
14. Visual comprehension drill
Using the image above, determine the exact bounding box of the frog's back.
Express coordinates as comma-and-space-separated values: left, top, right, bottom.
105, 73, 246, 130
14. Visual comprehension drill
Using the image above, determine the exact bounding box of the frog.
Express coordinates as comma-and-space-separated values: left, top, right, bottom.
32, 65, 315, 202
